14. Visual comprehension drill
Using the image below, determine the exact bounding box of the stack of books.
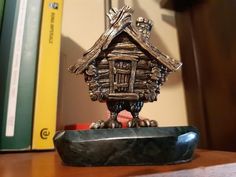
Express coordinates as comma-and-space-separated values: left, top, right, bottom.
0, 0, 63, 151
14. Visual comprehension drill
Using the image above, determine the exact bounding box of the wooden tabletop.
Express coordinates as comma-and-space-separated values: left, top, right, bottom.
1, 149, 236, 177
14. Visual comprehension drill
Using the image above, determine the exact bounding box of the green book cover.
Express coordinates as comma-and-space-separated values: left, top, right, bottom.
0, 0, 43, 151
0, 0, 5, 33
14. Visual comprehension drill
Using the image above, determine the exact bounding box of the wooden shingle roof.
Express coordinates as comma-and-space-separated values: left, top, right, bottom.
69, 6, 182, 74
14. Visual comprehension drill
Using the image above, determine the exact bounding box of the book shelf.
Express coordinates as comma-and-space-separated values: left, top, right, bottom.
1, 1, 236, 176
1, 150, 236, 177
161, 0, 236, 151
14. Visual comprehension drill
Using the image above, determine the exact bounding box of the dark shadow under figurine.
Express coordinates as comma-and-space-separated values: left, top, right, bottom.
54, 6, 199, 166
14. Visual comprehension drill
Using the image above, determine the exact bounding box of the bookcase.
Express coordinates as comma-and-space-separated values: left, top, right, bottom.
162, 0, 236, 151
1, 1, 236, 176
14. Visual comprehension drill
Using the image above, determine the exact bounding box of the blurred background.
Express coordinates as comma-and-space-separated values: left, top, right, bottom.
57, 0, 236, 151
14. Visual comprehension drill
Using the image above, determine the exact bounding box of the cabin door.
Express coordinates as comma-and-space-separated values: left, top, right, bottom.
113, 61, 131, 93
108, 59, 138, 100
109, 59, 137, 95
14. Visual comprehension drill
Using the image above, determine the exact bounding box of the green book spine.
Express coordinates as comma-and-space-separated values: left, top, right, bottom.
0, 0, 5, 33
0, 0, 43, 151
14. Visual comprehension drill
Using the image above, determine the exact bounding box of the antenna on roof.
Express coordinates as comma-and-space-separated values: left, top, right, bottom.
104, 0, 112, 29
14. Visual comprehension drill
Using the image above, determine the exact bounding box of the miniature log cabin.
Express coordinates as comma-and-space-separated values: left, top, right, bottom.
69, 6, 182, 129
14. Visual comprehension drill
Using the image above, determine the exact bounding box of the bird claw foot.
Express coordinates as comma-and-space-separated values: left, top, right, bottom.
90, 120, 105, 129
104, 119, 122, 128
127, 118, 158, 128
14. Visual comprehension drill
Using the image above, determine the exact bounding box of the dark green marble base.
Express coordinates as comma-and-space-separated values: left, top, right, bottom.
54, 126, 199, 166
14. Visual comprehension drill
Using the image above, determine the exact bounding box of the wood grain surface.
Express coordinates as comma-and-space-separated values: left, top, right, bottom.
1, 150, 236, 177
172, 0, 236, 151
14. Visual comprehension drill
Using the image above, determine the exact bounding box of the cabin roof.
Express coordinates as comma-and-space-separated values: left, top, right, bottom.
69, 6, 182, 74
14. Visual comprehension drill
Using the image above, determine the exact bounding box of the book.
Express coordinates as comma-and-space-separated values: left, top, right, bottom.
32, 0, 63, 150
0, 0, 43, 151
0, 0, 5, 33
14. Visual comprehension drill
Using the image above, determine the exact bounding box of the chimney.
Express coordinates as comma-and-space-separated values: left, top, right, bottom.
136, 17, 153, 40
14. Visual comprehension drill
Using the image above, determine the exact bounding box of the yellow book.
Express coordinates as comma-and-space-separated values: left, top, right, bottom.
32, 0, 63, 150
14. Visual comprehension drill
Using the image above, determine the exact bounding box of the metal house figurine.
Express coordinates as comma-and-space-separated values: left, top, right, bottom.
54, 6, 199, 167
69, 6, 182, 129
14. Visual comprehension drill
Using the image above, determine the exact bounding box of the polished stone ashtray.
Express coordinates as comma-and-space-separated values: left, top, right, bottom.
54, 126, 199, 166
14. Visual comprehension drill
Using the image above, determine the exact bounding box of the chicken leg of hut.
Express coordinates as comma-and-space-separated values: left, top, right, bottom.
127, 101, 158, 128
126, 101, 144, 128
104, 101, 123, 128
90, 101, 124, 129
